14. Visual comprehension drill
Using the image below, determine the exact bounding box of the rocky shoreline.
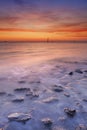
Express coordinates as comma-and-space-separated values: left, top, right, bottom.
0, 59, 87, 130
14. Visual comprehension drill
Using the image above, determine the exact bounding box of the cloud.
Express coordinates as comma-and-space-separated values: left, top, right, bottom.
0, 16, 18, 24
13, 0, 25, 6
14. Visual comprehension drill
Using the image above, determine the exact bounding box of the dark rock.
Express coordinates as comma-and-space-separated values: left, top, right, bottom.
8, 112, 31, 124
26, 91, 33, 96
75, 69, 83, 74
64, 93, 70, 97
18, 81, 26, 84
26, 91, 39, 99
83, 99, 87, 102
0, 92, 6, 96
84, 70, 87, 73
69, 72, 73, 76
32, 92, 39, 98
12, 97, 24, 103
29, 80, 40, 84
41, 118, 53, 126
76, 124, 87, 130
64, 108, 76, 117
14, 88, 30, 92
53, 85, 63, 92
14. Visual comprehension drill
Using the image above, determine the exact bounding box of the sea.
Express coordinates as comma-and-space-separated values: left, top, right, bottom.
0, 42, 87, 77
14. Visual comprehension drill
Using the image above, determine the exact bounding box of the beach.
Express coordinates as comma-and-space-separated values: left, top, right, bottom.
0, 42, 87, 130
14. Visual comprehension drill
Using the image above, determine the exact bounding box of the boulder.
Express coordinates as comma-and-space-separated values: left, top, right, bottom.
8, 112, 31, 124
53, 85, 63, 92
41, 118, 53, 126
64, 108, 76, 117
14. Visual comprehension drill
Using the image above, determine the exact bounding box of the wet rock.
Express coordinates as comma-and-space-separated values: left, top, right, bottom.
14, 88, 30, 92
0, 92, 6, 96
27, 92, 39, 99
29, 80, 41, 84
69, 72, 73, 76
84, 70, 87, 73
18, 81, 26, 84
75, 69, 83, 74
41, 118, 53, 126
76, 124, 87, 130
8, 112, 31, 124
26, 91, 33, 96
32, 92, 39, 98
64, 93, 70, 97
83, 99, 87, 102
42, 97, 58, 103
53, 85, 63, 92
12, 97, 24, 103
64, 108, 76, 117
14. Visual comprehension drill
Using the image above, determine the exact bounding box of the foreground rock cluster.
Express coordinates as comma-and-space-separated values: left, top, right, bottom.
0, 61, 87, 130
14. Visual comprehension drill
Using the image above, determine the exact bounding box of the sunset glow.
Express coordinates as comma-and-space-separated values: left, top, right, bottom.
0, 0, 87, 42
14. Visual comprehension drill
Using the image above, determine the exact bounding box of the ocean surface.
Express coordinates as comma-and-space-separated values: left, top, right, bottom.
0, 42, 87, 76
0, 42, 87, 130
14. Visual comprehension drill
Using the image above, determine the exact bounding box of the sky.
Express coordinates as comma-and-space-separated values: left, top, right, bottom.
0, 0, 87, 42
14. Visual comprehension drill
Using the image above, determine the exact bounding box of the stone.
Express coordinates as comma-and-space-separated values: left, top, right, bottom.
18, 81, 26, 84
42, 97, 58, 103
69, 72, 73, 76
14, 88, 30, 92
64, 93, 70, 97
76, 124, 87, 130
12, 97, 24, 103
0, 92, 6, 96
75, 69, 83, 74
64, 108, 76, 117
84, 70, 87, 73
83, 99, 87, 102
8, 113, 31, 124
41, 118, 53, 126
26, 91, 33, 96
53, 85, 63, 92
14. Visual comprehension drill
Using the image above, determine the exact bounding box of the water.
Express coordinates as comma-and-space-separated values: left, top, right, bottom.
0, 42, 87, 129
0, 42, 87, 75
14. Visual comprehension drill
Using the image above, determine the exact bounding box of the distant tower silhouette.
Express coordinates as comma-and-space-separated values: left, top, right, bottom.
47, 38, 49, 42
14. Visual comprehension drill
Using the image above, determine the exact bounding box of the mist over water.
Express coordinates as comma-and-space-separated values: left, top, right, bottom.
0, 42, 87, 75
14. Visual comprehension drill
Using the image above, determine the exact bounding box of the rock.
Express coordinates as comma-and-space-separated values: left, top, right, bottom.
0, 92, 6, 96
64, 93, 70, 97
42, 97, 58, 103
64, 108, 76, 117
69, 72, 73, 76
75, 69, 83, 74
14, 88, 30, 92
83, 99, 87, 102
18, 81, 26, 84
41, 118, 53, 126
84, 70, 87, 73
32, 93, 39, 98
12, 97, 24, 103
26, 91, 33, 96
53, 85, 63, 92
29, 80, 40, 84
8, 113, 31, 124
76, 124, 87, 130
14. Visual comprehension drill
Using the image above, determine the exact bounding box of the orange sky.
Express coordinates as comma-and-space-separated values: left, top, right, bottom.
0, 0, 87, 42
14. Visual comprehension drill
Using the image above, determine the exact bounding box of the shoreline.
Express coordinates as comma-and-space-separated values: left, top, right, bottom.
0, 59, 87, 130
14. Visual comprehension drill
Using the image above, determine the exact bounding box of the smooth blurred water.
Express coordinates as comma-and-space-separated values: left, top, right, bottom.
0, 42, 87, 74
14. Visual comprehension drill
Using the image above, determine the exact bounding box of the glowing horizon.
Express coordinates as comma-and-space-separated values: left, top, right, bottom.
0, 0, 87, 42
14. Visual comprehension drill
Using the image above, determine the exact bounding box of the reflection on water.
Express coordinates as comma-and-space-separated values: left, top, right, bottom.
0, 42, 87, 73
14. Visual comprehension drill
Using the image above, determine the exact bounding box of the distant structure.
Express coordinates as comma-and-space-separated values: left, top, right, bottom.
47, 38, 49, 42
